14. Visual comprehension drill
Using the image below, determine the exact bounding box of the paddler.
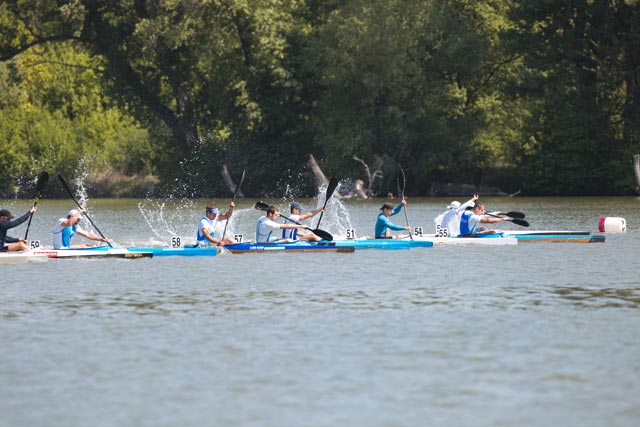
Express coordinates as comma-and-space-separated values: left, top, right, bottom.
52, 208, 110, 249
195, 201, 236, 247
280, 201, 324, 241
256, 205, 314, 243
458, 200, 510, 236
374, 200, 411, 239
435, 194, 478, 237
0, 206, 37, 251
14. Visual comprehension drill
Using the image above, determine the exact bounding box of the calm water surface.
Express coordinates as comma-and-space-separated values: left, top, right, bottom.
1, 197, 639, 427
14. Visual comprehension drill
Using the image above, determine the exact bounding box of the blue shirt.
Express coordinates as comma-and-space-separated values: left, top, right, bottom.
52, 218, 79, 249
459, 211, 480, 236
374, 204, 406, 238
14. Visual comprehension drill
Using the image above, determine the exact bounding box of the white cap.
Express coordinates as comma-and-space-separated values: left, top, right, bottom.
67, 209, 80, 217
447, 201, 460, 210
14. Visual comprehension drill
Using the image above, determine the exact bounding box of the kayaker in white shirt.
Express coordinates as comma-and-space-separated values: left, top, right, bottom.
281, 201, 324, 241
196, 201, 235, 247
256, 205, 312, 243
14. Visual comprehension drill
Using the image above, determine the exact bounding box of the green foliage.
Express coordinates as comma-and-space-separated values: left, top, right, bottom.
0, 42, 155, 196
1, 0, 638, 196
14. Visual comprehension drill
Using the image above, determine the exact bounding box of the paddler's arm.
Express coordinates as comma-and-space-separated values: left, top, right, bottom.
219, 201, 235, 220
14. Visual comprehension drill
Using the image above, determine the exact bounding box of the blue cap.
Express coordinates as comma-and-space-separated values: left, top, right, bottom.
290, 202, 303, 211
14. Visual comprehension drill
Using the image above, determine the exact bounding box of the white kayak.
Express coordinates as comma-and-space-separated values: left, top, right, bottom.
33, 247, 153, 259
0, 251, 48, 265
412, 234, 518, 246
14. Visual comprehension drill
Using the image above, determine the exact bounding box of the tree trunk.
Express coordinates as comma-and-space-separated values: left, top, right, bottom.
221, 165, 244, 198
307, 154, 329, 193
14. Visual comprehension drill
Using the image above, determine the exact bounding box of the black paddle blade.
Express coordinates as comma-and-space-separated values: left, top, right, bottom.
511, 218, 529, 227
315, 177, 339, 229
326, 176, 339, 199
57, 173, 73, 195
399, 168, 407, 195
36, 171, 49, 195
311, 228, 333, 241
254, 201, 269, 211
505, 211, 525, 219
473, 166, 483, 191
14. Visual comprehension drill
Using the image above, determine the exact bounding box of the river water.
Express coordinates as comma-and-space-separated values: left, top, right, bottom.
1, 196, 639, 427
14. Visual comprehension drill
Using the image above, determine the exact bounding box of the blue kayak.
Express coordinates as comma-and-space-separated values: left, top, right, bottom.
127, 246, 220, 256
331, 239, 433, 250
224, 241, 355, 254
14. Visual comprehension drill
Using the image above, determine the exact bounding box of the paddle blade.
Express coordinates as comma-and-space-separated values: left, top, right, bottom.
315, 176, 339, 229
505, 211, 525, 219
473, 167, 483, 191
254, 201, 269, 211
35, 171, 49, 195
57, 173, 74, 196
511, 218, 529, 227
326, 176, 339, 200
311, 228, 333, 241
234, 170, 246, 199
399, 168, 406, 196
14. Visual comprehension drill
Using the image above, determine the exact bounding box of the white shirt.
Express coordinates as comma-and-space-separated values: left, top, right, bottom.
282, 214, 301, 239
256, 216, 281, 243
196, 216, 219, 246
440, 209, 461, 237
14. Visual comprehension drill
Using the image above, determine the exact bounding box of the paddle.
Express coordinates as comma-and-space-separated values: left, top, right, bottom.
315, 176, 339, 229
254, 201, 334, 241
398, 168, 413, 240
486, 212, 529, 227
57, 173, 113, 247
488, 211, 526, 219
473, 166, 483, 192
24, 171, 49, 240
222, 169, 245, 240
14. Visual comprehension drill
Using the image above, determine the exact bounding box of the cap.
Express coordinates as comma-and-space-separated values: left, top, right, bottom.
380, 203, 394, 210
206, 207, 220, 215
0, 209, 14, 219
290, 201, 303, 211
447, 201, 461, 210
67, 209, 80, 217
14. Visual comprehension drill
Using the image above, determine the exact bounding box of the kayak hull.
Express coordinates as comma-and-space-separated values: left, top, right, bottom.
505, 231, 606, 243
34, 247, 154, 259
333, 238, 435, 249
127, 246, 220, 256
0, 251, 48, 264
412, 234, 518, 246
224, 241, 355, 254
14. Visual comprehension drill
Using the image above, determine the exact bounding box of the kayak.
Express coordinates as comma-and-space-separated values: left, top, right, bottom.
33, 247, 154, 259
126, 246, 220, 256
332, 239, 413, 250
332, 239, 433, 249
504, 230, 605, 243
411, 234, 518, 246
224, 241, 356, 254
0, 251, 48, 265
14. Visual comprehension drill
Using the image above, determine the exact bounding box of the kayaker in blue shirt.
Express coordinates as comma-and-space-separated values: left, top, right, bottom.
375, 201, 411, 239
0, 207, 37, 251
458, 201, 509, 236
52, 208, 110, 249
